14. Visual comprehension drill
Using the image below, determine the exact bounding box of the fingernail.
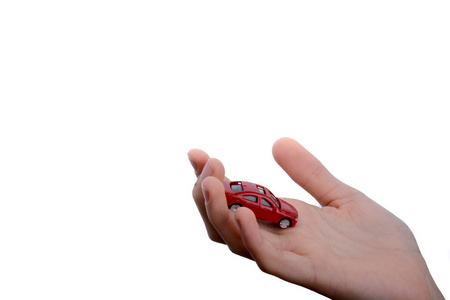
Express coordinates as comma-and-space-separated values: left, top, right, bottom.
199, 159, 213, 180
201, 181, 210, 203
235, 214, 241, 229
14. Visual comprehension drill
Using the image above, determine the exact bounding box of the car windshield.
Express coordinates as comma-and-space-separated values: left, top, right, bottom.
257, 186, 265, 194
269, 192, 280, 208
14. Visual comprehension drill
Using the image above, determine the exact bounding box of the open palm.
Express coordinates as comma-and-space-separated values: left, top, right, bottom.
189, 138, 443, 299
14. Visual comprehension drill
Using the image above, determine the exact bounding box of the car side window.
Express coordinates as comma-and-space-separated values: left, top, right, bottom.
261, 198, 272, 207
231, 183, 243, 193
243, 195, 257, 202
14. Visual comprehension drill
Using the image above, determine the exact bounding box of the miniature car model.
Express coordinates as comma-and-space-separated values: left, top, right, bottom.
222, 181, 298, 228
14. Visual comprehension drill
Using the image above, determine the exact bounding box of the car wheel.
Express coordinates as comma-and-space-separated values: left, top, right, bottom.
279, 218, 291, 229
229, 203, 242, 212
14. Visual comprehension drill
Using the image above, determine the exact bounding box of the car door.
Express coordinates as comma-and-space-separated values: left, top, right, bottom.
241, 195, 259, 211
259, 197, 276, 223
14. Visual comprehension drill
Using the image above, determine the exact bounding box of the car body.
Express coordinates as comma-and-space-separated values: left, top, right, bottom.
222, 180, 298, 228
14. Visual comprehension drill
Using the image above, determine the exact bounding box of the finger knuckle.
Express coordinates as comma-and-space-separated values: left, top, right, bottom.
207, 231, 224, 244
228, 245, 241, 255
256, 260, 273, 274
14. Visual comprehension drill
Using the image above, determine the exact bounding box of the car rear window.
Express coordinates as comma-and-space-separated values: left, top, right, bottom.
231, 182, 243, 193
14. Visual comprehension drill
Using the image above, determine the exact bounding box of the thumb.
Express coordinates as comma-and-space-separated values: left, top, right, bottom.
272, 137, 356, 207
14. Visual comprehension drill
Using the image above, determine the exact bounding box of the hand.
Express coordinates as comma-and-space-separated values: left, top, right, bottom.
188, 137, 444, 300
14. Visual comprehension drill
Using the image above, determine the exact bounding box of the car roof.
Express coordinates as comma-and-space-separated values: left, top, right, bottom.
229, 181, 271, 194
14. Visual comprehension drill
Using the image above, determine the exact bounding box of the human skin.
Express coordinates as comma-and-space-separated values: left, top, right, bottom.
188, 137, 444, 300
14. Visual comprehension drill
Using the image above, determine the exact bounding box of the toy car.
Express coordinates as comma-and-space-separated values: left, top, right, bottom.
222, 181, 298, 228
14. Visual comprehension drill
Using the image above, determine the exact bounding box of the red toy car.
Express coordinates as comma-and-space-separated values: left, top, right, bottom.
223, 181, 298, 228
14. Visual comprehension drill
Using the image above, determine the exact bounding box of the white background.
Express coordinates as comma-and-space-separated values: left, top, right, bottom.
1, 1, 449, 299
